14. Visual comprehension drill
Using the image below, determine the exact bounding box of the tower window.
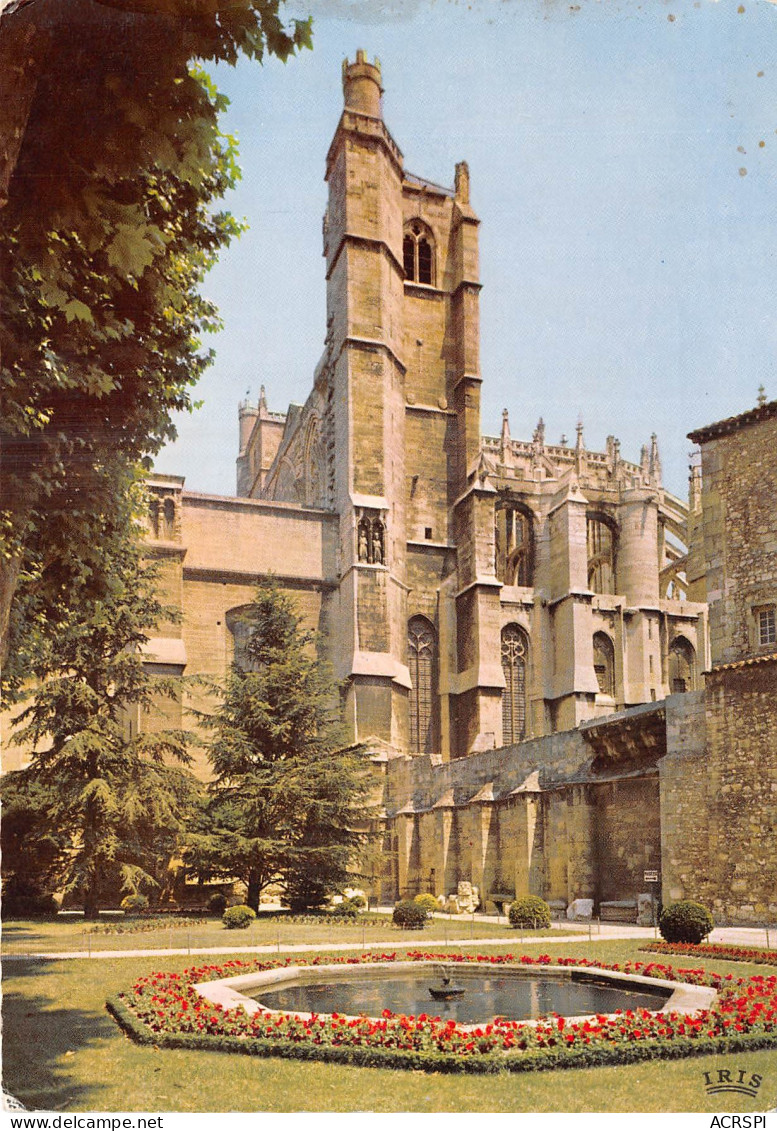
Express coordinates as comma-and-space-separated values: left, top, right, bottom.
587, 514, 617, 595
758, 608, 776, 647
408, 616, 437, 754
495, 504, 534, 586
403, 220, 435, 285
501, 624, 529, 744
593, 631, 615, 697
668, 636, 696, 693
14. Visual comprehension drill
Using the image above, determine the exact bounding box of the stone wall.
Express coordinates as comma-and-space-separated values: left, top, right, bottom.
694, 412, 777, 666
385, 708, 666, 909
703, 664, 777, 923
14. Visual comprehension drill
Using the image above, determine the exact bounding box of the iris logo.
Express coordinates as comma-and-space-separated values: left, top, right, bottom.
703, 1067, 763, 1098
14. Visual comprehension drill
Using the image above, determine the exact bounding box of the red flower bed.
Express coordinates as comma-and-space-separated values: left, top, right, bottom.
642, 941, 777, 967
108, 950, 777, 1071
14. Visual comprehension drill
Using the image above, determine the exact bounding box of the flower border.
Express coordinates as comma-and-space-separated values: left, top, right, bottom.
642, 941, 777, 967
107, 951, 777, 1074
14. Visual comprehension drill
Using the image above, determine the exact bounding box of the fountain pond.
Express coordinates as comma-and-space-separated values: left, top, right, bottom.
193, 961, 716, 1029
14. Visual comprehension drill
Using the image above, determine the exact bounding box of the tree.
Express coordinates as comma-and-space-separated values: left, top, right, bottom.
186, 584, 375, 911
0, 0, 311, 674
2, 492, 202, 918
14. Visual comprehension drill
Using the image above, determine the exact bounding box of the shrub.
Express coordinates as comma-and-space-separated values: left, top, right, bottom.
659, 900, 713, 944
207, 892, 228, 916
329, 897, 362, 919
508, 895, 551, 929
120, 893, 149, 914
413, 893, 439, 917
392, 899, 427, 930
1, 884, 58, 919
222, 904, 256, 930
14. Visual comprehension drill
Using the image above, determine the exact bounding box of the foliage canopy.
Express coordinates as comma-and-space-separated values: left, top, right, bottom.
0, 0, 311, 676
1, 496, 201, 917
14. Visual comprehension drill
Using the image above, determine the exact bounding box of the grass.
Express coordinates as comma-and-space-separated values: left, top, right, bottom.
3, 935, 777, 1113
1, 913, 559, 955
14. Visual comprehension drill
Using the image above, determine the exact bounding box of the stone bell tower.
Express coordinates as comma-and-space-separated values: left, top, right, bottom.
323, 51, 412, 746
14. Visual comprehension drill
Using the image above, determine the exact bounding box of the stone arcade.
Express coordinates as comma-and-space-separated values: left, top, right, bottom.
141, 55, 776, 924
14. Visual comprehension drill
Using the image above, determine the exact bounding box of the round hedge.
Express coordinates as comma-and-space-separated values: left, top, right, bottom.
120, 893, 149, 914
329, 897, 362, 919
392, 899, 427, 929
508, 895, 551, 929
222, 904, 256, 930
659, 900, 713, 944
413, 893, 439, 917
207, 892, 228, 915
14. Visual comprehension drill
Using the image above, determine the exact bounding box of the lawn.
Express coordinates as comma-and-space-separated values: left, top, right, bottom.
0, 913, 558, 956
3, 936, 776, 1113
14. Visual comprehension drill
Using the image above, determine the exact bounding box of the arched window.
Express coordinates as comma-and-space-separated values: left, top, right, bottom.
496, 505, 534, 586
408, 616, 437, 754
587, 515, 617, 594
403, 220, 435, 285
163, 497, 176, 540
226, 607, 261, 673
501, 624, 529, 744
148, 497, 160, 539
668, 636, 696, 693
593, 632, 616, 697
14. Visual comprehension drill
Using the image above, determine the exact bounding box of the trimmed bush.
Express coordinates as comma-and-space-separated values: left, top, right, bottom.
413, 893, 439, 917
207, 892, 228, 916
508, 895, 551, 929
120, 893, 149, 914
392, 899, 427, 930
659, 900, 713, 944
222, 904, 256, 930
329, 897, 362, 919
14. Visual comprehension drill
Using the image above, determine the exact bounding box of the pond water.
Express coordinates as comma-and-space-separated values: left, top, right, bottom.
250, 972, 670, 1025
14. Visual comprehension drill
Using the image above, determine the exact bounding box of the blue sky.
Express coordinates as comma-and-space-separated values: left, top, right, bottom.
153, 0, 777, 499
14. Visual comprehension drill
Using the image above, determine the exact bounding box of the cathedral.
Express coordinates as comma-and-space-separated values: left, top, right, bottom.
142, 54, 776, 924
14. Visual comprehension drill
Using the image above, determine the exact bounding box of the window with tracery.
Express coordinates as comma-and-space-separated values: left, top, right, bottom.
403, 220, 434, 285
501, 624, 529, 744
587, 515, 617, 594
593, 631, 615, 697
495, 505, 534, 586
758, 608, 776, 647
408, 616, 436, 754
668, 636, 696, 693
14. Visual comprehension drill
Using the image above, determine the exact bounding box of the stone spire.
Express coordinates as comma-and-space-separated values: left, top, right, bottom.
500, 408, 511, 462
640, 443, 650, 481
533, 416, 545, 449
575, 415, 585, 474
455, 161, 470, 205
649, 433, 662, 487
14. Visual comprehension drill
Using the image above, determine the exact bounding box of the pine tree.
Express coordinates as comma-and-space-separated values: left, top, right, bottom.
3, 492, 200, 918
187, 584, 375, 911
